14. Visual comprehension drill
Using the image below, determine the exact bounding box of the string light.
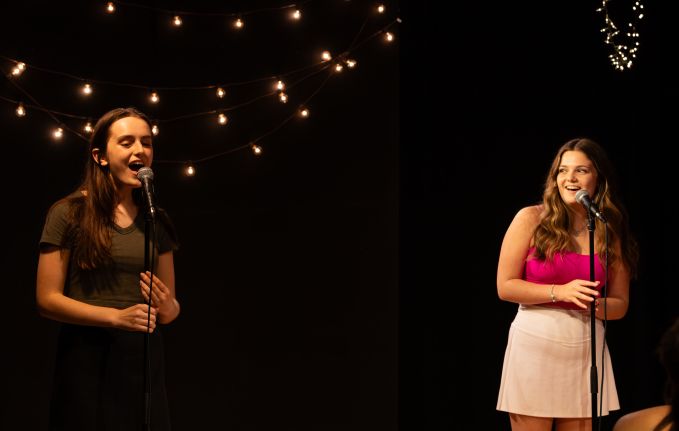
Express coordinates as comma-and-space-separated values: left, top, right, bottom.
11, 62, 26, 77
185, 162, 195, 176
234, 18, 244, 29
81, 83, 93, 95
0, 11, 401, 169
15, 103, 26, 117
173, 15, 183, 27
597, 0, 643, 71
377, 4, 386, 14
106, 2, 115, 13
384, 31, 394, 42
291, 9, 302, 20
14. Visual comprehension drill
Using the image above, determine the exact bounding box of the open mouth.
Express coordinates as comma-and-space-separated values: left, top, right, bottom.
564, 186, 580, 192
129, 161, 144, 172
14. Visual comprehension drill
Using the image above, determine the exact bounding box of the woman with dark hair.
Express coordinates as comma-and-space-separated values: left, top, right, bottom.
36, 107, 179, 430
496, 138, 638, 430
614, 317, 679, 431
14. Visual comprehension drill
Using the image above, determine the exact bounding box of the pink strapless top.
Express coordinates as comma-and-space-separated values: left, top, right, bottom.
524, 247, 606, 309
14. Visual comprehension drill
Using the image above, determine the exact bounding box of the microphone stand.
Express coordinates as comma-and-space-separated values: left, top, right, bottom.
143, 208, 156, 431
586, 210, 599, 429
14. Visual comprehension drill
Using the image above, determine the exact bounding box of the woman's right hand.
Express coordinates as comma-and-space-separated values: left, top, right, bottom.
112, 304, 157, 332
554, 280, 600, 309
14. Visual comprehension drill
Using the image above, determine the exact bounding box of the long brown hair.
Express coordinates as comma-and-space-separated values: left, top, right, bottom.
56, 107, 152, 270
532, 138, 638, 275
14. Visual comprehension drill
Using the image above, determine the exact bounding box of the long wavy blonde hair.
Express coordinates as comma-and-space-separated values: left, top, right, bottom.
532, 138, 638, 275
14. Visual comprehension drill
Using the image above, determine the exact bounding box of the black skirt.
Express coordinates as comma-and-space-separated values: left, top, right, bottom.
49, 324, 170, 431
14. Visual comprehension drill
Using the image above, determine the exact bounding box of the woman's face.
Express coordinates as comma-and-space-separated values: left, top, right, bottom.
94, 116, 153, 190
556, 150, 598, 208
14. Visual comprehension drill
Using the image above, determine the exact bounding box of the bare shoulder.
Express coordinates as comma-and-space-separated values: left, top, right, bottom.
510, 205, 543, 229
613, 405, 672, 431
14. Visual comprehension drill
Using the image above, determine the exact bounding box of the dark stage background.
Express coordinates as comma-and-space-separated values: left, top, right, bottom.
401, 1, 679, 430
0, 1, 397, 430
1, 0, 677, 430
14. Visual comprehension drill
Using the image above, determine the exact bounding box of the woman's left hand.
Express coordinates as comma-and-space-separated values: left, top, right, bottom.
140, 271, 174, 315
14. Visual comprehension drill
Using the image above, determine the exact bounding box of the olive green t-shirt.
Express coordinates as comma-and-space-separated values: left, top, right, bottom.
40, 200, 177, 309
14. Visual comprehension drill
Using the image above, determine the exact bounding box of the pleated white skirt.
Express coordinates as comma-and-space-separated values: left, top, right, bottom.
496, 304, 619, 418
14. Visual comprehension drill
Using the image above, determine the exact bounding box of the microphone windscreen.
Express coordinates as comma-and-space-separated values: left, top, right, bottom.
574, 189, 589, 205
137, 167, 154, 181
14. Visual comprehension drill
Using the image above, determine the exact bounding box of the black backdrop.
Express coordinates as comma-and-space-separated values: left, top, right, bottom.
401, 1, 679, 430
1, 0, 678, 430
0, 1, 397, 430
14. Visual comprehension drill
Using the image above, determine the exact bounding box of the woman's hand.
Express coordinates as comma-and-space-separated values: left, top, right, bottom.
554, 280, 600, 309
113, 304, 157, 332
140, 271, 176, 318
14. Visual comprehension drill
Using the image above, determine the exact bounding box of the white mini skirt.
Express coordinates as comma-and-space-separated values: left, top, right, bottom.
496, 304, 619, 418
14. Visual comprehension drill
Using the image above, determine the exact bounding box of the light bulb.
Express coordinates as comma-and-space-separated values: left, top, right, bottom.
16, 103, 26, 117
150, 92, 159, 103
216, 87, 225, 98
218, 113, 228, 125
106, 2, 115, 13
53, 127, 64, 139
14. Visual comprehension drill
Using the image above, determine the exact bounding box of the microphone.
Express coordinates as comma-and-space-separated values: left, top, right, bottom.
136, 167, 156, 219
575, 190, 606, 223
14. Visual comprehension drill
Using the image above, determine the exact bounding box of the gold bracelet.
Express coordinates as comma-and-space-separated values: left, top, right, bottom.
549, 284, 557, 302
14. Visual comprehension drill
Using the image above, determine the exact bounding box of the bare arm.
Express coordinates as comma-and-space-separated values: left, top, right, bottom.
595, 246, 630, 320
496, 206, 600, 307
36, 246, 157, 332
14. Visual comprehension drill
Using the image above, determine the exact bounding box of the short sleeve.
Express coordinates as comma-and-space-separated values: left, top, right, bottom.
39, 201, 72, 250
156, 211, 178, 254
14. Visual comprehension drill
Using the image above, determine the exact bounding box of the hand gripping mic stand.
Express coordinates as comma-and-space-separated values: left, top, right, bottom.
143, 200, 157, 431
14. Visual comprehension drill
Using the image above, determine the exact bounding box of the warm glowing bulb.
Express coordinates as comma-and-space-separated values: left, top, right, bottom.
377, 4, 385, 13
150, 92, 159, 103
321, 51, 332, 61
291, 9, 301, 20
385, 32, 394, 42
152, 124, 159, 135
53, 127, 64, 139
251, 144, 262, 155
173, 15, 182, 26
82, 83, 93, 95
16, 103, 26, 117
278, 92, 288, 103
218, 113, 228, 125
234, 18, 244, 29
106, 2, 115, 13
185, 163, 195, 176
11, 62, 26, 76
299, 108, 309, 118
346, 59, 357, 68
216, 87, 225, 98
84, 122, 93, 133
334, 63, 344, 72
275, 80, 285, 91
